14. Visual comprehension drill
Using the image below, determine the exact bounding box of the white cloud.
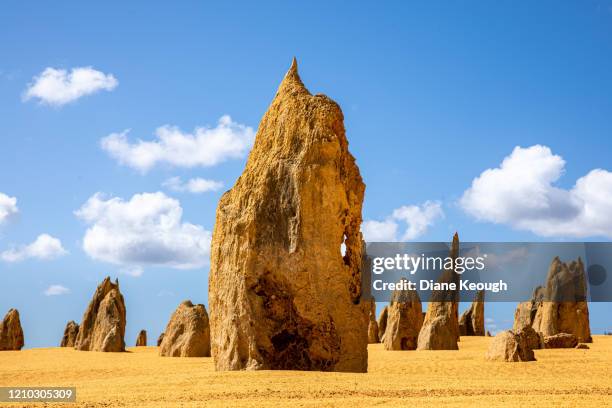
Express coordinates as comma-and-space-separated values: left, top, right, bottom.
44, 284, 70, 296
460, 145, 612, 238
23, 67, 118, 106
75, 192, 211, 269
119, 266, 144, 277
362, 201, 444, 242
362, 219, 398, 242
0, 193, 18, 225
1, 234, 68, 262
100, 115, 255, 173
162, 177, 223, 194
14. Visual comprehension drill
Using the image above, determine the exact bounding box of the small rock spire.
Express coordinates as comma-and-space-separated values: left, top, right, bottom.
450, 232, 460, 259
278, 57, 308, 95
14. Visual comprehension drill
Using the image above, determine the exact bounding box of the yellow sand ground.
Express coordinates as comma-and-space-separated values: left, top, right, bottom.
0, 336, 611, 407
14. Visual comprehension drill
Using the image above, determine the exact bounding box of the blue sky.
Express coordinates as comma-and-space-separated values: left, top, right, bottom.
1, 1, 612, 347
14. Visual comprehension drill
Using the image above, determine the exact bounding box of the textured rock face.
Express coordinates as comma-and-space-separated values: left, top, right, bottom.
60, 321, 79, 347
513, 286, 544, 332
377, 306, 388, 343
417, 233, 460, 350
383, 282, 423, 350
157, 333, 164, 347
209, 59, 368, 372
159, 301, 210, 357
518, 326, 542, 350
543, 333, 578, 349
74, 277, 126, 352
136, 330, 147, 347
0, 309, 24, 351
575, 343, 589, 349
485, 330, 536, 362
532, 257, 591, 343
367, 300, 379, 344
459, 290, 485, 336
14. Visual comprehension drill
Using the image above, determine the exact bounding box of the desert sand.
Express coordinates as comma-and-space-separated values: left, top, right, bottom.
1, 336, 611, 407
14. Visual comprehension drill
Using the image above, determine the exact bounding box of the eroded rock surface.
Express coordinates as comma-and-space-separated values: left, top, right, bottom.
417, 233, 460, 350
377, 306, 388, 343
367, 300, 379, 344
543, 333, 578, 349
159, 300, 210, 357
74, 277, 126, 352
459, 290, 485, 336
518, 326, 542, 350
0, 309, 24, 351
136, 330, 147, 347
485, 330, 536, 362
513, 286, 544, 332
60, 321, 79, 347
209, 59, 368, 372
157, 332, 164, 347
383, 281, 423, 350
532, 257, 591, 343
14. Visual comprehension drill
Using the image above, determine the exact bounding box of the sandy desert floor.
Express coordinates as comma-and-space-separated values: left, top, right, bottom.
0, 336, 611, 407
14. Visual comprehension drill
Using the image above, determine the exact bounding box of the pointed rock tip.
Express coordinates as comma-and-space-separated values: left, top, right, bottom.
290, 57, 298, 73
279, 57, 307, 92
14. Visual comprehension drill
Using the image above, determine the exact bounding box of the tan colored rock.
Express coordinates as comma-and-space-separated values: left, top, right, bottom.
513, 286, 544, 332
60, 321, 79, 347
575, 343, 589, 349
157, 332, 164, 346
367, 300, 379, 344
0, 309, 24, 351
159, 301, 210, 357
485, 330, 536, 362
543, 333, 578, 349
377, 306, 388, 343
383, 281, 423, 350
135, 330, 147, 347
209, 59, 368, 372
417, 233, 460, 350
459, 290, 485, 336
74, 277, 126, 352
532, 257, 592, 343
517, 326, 542, 350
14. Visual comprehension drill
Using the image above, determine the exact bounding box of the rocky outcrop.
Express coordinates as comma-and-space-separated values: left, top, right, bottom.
367, 300, 379, 344
383, 281, 423, 350
157, 333, 164, 347
377, 306, 388, 343
74, 277, 126, 352
459, 290, 485, 336
60, 321, 79, 347
532, 257, 591, 343
0, 309, 24, 351
135, 330, 147, 347
209, 59, 368, 372
518, 326, 542, 350
513, 286, 544, 332
159, 301, 210, 357
576, 343, 589, 349
417, 233, 460, 350
486, 331, 492, 337
543, 333, 578, 349
485, 330, 536, 362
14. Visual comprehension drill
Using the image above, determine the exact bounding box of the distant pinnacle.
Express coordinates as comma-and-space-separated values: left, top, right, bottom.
450, 232, 460, 259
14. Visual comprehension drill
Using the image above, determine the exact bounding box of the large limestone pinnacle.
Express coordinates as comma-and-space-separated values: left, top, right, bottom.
209, 58, 368, 372
417, 232, 460, 350
532, 257, 591, 343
